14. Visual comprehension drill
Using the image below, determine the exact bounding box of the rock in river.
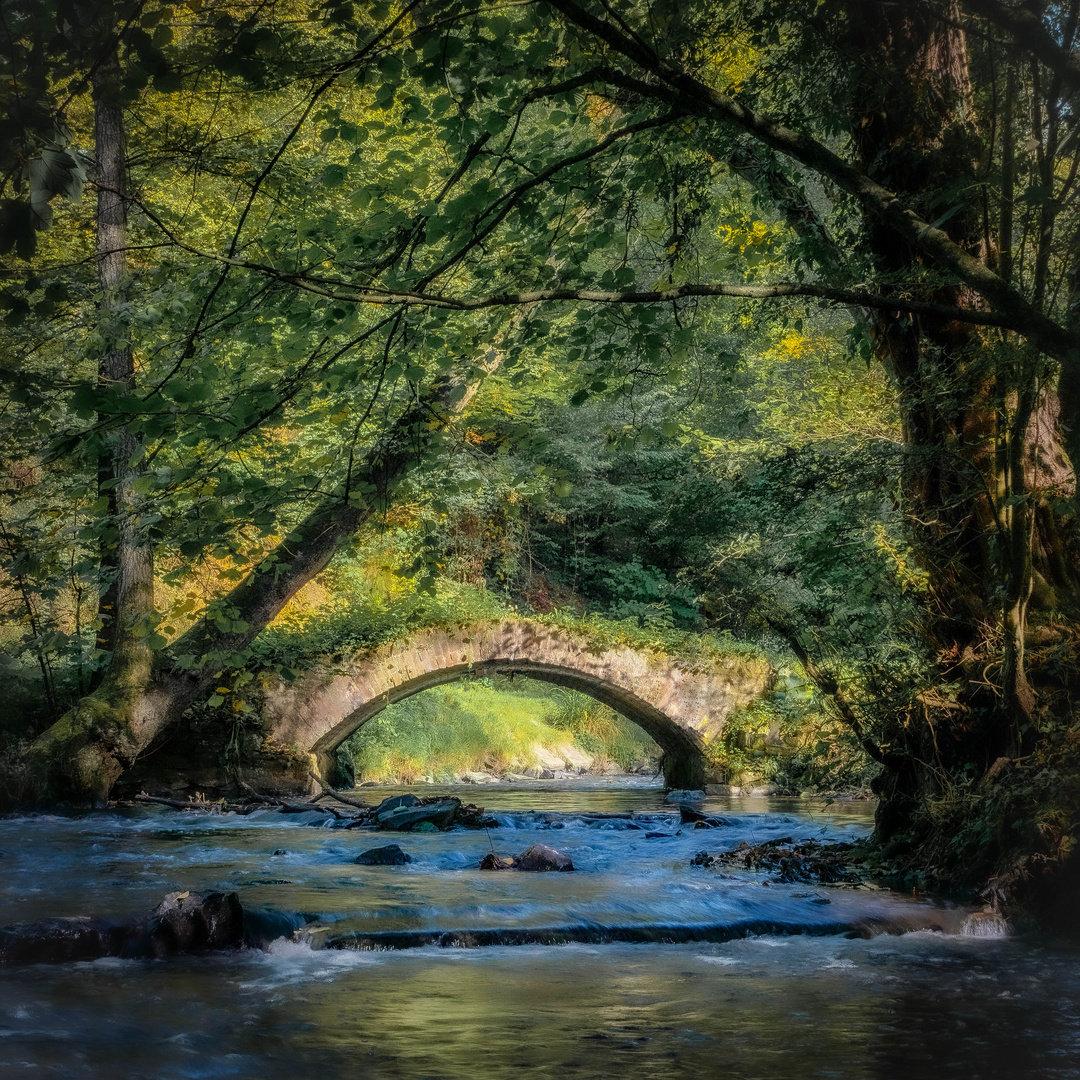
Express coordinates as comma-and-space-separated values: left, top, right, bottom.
480, 843, 575, 872
355, 843, 414, 866
372, 793, 421, 816
144, 890, 244, 957
0, 916, 130, 966
0, 890, 244, 966
679, 804, 729, 827
516, 843, 575, 871
460, 771, 500, 784
375, 796, 461, 832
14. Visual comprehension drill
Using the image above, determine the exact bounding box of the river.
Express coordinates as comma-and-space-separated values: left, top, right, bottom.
1, 784, 1078, 1079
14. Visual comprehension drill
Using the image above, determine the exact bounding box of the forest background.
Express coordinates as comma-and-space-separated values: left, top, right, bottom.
1, 0, 1079, 925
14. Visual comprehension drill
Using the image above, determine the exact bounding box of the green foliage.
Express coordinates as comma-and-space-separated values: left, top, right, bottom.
252, 563, 508, 671
701, 668, 880, 794
544, 688, 655, 771
1, 0, 1074, 920
343, 675, 658, 782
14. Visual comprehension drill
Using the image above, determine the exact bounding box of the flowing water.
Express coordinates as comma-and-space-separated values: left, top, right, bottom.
1, 784, 1078, 1079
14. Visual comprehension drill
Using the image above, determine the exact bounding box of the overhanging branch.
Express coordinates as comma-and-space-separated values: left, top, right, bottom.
544, 0, 1080, 371
248, 276, 1024, 328
960, 0, 1080, 92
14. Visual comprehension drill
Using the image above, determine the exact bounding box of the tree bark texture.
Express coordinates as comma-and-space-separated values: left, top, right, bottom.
841, 3, 1079, 854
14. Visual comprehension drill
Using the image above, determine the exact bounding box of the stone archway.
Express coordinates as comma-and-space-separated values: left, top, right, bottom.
260, 619, 772, 790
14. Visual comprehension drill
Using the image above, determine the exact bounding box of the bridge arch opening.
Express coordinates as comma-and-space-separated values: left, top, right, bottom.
334, 671, 664, 785
311, 660, 708, 790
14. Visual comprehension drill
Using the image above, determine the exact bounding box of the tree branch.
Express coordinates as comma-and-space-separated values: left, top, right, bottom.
779, 629, 904, 770
960, 0, 1080, 92
544, 0, 1080, 370
234, 277, 1024, 327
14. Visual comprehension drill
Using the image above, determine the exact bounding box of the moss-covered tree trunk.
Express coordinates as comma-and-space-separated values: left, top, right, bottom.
846, 2, 1080, 913
42, 25, 160, 803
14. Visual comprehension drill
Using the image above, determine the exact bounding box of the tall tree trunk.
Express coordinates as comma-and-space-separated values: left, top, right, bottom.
29, 22, 164, 803
845, 2, 1078, 842
91, 35, 155, 688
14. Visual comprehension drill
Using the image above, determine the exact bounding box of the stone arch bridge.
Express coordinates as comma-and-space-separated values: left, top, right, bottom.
251, 619, 772, 792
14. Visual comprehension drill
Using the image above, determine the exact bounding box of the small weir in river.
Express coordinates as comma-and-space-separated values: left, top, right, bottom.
1, 784, 1078, 1079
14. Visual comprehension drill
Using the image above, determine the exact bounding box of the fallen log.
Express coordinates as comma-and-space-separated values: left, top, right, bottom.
134, 793, 222, 813
239, 782, 355, 821
308, 773, 373, 811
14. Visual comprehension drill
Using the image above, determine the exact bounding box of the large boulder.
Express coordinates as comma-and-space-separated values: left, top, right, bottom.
142, 891, 245, 957
516, 843, 575, 871
376, 797, 461, 832
355, 843, 413, 866
0, 890, 244, 966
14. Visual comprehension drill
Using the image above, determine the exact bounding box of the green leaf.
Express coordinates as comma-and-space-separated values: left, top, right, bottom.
323, 164, 347, 187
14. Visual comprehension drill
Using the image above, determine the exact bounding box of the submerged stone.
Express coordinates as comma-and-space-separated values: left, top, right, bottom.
0, 917, 130, 966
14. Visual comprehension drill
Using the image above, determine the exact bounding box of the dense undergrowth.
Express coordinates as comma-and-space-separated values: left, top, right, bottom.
708, 690, 881, 796
253, 555, 770, 677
